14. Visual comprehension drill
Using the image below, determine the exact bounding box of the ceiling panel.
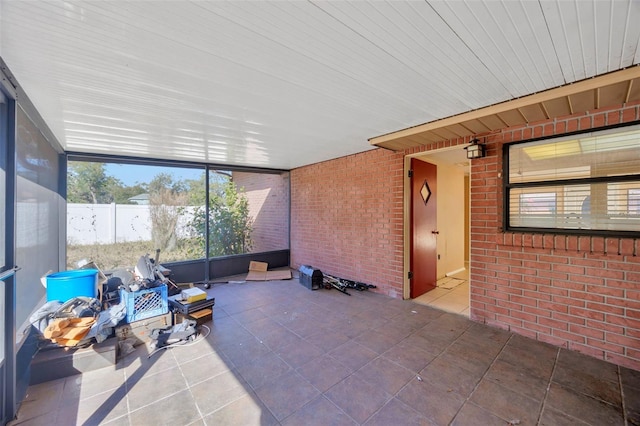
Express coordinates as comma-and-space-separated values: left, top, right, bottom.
1, 1, 639, 169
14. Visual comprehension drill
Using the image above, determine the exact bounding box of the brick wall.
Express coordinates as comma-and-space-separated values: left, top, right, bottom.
469, 101, 640, 371
290, 148, 405, 298
233, 171, 290, 253
290, 101, 640, 370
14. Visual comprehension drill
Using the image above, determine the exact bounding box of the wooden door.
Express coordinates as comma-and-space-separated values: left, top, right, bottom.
410, 158, 437, 298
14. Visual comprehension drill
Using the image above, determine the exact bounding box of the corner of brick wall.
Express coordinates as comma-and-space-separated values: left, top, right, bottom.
290, 148, 405, 298
470, 101, 640, 371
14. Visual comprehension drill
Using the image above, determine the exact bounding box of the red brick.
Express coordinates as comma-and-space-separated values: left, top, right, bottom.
605, 332, 640, 349
586, 319, 624, 335
570, 324, 604, 340
495, 314, 521, 327
538, 316, 569, 330
606, 354, 640, 372
586, 285, 624, 297
570, 343, 605, 360
578, 236, 591, 252
552, 312, 585, 325
582, 302, 623, 316
591, 237, 605, 254
553, 329, 585, 344
566, 236, 579, 251
586, 338, 625, 354
509, 326, 538, 339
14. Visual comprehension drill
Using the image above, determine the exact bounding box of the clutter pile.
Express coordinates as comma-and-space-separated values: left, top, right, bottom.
297, 265, 376, 296
323, 274, 377, 296
31, 250, 211, 359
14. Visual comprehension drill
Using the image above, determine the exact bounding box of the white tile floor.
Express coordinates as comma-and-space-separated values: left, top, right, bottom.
413, 269, 469, 317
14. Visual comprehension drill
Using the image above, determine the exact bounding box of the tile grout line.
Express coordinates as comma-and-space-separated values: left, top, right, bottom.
534, 346, 562, 425
174, 348, 207, 424
447, 332, 515, 425
618, 365, 629, 426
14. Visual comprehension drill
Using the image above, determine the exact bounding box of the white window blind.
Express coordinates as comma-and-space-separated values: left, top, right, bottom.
506, 125, 640, 234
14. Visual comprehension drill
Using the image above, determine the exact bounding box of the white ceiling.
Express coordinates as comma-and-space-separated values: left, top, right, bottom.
1, 1, 639, 170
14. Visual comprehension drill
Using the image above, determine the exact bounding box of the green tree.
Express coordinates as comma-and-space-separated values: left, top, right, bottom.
188, 179, 253, 257
148, 173, 188, 252
67, 162, 119, 203
109, 183, 147, 204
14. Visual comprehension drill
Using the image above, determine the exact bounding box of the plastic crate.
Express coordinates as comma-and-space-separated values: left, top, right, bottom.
120, 284, 168, 323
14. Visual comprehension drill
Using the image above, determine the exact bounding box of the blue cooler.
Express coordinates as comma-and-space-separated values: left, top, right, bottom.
46, 269, 98, 302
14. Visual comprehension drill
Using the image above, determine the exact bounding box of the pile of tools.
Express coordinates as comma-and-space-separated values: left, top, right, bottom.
322, 274, 376, 296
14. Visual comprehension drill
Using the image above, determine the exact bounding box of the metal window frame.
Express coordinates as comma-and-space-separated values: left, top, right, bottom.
503, 121, 640, 238
1, 59, 18, 425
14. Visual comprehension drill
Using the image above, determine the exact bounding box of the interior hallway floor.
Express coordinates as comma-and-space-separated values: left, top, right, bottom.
11, 277, 640, 426
413, 268, 470, 317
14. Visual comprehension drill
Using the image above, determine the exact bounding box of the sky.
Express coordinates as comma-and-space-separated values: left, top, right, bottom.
104, 163, 206, 187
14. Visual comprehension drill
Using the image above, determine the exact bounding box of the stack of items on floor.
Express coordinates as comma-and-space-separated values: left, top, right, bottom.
169, 285, 215, 327
31, 252, 212, 357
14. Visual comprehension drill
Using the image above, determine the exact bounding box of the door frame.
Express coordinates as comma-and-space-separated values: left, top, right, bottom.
403, 146, 470, 299
0, 66, 17, 425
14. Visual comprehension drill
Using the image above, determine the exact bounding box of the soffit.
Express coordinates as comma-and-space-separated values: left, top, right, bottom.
370, 66, 640, 151
1, 1, 639, 169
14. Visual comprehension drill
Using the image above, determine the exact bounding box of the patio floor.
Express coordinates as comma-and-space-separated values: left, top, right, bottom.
10, 276, 640, 425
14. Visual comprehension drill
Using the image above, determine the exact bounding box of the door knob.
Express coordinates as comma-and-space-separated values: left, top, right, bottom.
431, 230, 439, 234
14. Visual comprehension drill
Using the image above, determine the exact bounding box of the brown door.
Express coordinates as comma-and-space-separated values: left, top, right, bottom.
410, 158, 437, 298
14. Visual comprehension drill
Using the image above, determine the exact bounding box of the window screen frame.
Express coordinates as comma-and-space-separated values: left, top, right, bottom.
503, 121, 640, 238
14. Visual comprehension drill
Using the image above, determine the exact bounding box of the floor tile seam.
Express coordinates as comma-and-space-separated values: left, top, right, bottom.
616, 365, 630, 426
278, 394, 352, 426
356, 393, 400, 425
126, 385, 193, 417
99, 412, 131, 426
252, 374, 323, 423
555, 363, 623, 387
120, 359, 180, 384
174, 347, 232, 369
548, 379, 629, 423
450, 333, 520, 425
65, 382, 130, 406
551, 362, 624, 409
351, 353, 417, 393
549, 376, 625, 409
12, 409, 56, 425
195, 388, 261, 419
377, 347, 433, 374
192, 363, 243, 387
174, 354, 219, 423
320, 373, 395, 426
121, 351, 184, 414
540, 406, 599, 426
535, 345, 562, 425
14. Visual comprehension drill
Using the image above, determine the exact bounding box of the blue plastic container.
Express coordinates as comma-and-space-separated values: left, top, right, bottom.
46, 269, 98, 302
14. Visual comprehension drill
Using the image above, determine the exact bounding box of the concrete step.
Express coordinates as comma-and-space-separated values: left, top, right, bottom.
29, 337, 117, 385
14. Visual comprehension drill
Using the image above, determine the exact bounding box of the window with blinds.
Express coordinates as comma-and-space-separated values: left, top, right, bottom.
505, 124, 640, 235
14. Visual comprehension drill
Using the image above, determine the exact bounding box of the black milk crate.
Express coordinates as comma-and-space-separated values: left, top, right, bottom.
120, 284, 168, 323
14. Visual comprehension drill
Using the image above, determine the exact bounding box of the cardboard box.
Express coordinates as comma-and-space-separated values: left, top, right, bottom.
249, 261, 268, 272
175, 308, 213, 327
246, 261, 292, 281
115, 312, 172, 346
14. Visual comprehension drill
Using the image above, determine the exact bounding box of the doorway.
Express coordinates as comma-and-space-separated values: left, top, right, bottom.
405, 148, 470, 316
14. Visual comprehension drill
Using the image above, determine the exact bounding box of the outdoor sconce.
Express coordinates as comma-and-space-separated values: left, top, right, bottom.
465, 138, 486, 159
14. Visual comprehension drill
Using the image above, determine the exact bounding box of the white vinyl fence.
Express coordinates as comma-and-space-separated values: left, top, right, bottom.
67, 203, 197, 245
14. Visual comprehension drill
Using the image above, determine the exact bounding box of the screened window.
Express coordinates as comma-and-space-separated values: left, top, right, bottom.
505, 124, 640, 235
66, 159, 290, 269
